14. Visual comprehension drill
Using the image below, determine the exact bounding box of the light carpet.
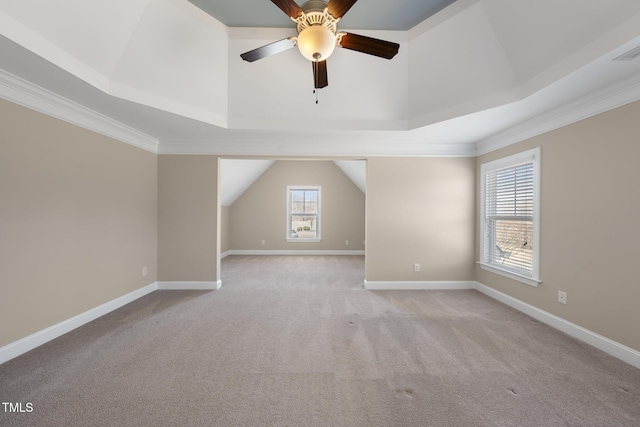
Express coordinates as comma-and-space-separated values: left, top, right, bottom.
1, 255, 639, 426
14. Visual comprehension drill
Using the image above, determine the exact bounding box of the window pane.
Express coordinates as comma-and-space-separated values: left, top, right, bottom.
290, 214, 317, 238
290, 189, 318, 214
487, 219, 533, 276
290, 190, 305, 214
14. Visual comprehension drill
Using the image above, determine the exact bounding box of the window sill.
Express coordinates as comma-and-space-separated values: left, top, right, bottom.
477, 262, 541, 288
286, 238, 322, 243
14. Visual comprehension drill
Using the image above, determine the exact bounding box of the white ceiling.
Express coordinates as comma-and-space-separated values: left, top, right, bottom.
1, 0, 640, 160
220, 159, 275, 206
334, 160, 366, 194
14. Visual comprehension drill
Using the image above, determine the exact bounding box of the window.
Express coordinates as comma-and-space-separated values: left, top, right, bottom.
480, 148, 541, 287
287, 186, 321, 242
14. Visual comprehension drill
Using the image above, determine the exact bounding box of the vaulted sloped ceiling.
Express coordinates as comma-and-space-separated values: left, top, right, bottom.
220, 159, 366, 207
1, 0, 640, 157
220, 159, 275, 206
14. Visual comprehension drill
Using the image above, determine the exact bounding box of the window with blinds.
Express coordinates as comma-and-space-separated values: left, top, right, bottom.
287, 186, 321, 242
480, 148, 540, 286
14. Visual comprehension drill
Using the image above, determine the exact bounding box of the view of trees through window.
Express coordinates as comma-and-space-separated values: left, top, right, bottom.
289, 189, 319, 239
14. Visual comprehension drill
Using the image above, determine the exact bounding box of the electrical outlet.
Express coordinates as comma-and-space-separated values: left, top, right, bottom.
414, 263, 420, 272
345, 240, 349, 246
558, 291, 567, 305
142, 267, 148, 277
261, 240, 266, 246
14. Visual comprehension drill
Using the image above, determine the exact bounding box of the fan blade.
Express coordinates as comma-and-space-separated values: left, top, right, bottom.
312, 60, 328, 89
327, 0, 358, 19
271, 0, 303, 19
338, 32, 399, 59
240, 38, 296, 62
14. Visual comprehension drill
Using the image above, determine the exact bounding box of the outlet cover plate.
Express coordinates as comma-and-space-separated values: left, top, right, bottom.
558, 291, 567, 304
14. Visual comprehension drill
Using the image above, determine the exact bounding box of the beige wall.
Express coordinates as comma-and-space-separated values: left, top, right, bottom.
220, 205, 231, 254
229, 160, 365, 251
366, 157, 476, 282
4, 90, 639, 359
158, 155, 219, 282
476, 100, 640, 352
0, 99, 158, 348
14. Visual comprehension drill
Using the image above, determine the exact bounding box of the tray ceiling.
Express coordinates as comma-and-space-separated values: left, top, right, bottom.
1, 0, 640, 158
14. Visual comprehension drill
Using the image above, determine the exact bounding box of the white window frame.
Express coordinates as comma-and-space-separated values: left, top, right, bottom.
286, 186, 321, 243
479, 147, 541, 287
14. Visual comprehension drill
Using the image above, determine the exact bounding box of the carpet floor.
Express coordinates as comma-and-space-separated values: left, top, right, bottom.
1, 255, 639, 426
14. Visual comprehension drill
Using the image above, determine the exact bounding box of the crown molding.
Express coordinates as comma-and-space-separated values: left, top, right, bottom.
476, 72, 640, 156
0, 68, 159, 154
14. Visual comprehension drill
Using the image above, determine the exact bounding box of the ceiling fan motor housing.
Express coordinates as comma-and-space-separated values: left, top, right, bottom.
301, 1, 333, 14
295, 1, 339, 34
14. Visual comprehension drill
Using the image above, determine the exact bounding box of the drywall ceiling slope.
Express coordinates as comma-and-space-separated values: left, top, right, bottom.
481, 0, 640, 89
220, 159, 275, 206
109, 0, 229, 127
408, 1, 519, 128
0, 0, 151, 91
0, 0, 230, 128
334, 160, 366, 194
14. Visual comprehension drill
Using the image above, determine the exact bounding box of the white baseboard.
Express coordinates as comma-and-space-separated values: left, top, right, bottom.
474, 282, 640, 370
157, 281, 221, 290
0, 282, 158, 365
0, 279, 224, 365
220, 250, 231, 259
227, 250, 365, 256
364, 280, 476, 290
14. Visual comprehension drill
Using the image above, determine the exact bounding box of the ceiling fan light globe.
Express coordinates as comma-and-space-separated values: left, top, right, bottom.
297, 25, 336, 61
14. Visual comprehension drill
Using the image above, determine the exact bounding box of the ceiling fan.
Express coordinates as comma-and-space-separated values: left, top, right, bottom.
240, 0, 400, 95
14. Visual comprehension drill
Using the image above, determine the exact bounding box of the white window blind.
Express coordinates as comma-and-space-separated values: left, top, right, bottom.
480, 148, 540, 286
